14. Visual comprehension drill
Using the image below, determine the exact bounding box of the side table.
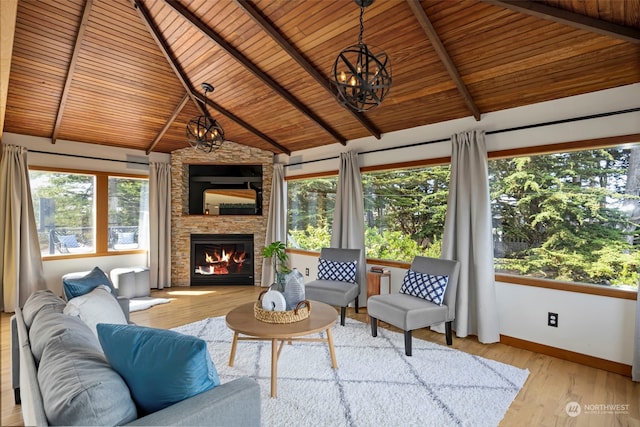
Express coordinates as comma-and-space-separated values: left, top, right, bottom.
366, 270, 391, 300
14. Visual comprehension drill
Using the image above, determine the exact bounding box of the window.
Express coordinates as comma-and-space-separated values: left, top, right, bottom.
286, 164, 450, 262
489, 145, 640, 290
362, 165, 449, 262
108, 177, 149, 252
30, 170, 95, 255
287, 176, 337, 250
30, 168, 148, 257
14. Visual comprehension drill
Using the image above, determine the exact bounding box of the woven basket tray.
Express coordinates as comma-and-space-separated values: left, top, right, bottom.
254, 290, 311, 324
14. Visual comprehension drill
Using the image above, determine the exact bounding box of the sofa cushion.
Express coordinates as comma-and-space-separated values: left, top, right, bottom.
62, 266, 117, 300
38, 328, 137, 426
97, 323, 220, 415
29, 309, 95, 364
63, 285, 128, 338
400, 269, 449, 305
22, 290, 66, 329
317, 258, 357, 283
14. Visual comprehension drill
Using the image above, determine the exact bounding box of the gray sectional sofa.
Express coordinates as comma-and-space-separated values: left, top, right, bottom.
11, 290, 261, 426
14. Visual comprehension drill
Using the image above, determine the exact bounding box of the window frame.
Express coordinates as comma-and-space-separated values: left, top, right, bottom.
285, 134, 639, 300
487, 134, 640, 301
30, 166, 148, 259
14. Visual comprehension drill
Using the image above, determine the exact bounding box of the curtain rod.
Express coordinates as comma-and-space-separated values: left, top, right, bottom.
284, 107, 640, 168
29, 150, 150, 166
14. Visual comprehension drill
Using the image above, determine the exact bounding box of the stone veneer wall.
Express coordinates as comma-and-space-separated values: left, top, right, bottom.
171, 142, 273, 287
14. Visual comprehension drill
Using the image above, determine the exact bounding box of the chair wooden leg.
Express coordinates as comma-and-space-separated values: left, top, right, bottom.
371, 317, 378, 337
354, 296, 359, 313
445, 321, 453, 345
404, 330, 412, 356
340, 307, 346, 326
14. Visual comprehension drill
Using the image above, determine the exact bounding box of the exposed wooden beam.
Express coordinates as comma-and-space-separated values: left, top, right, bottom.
146, 93, 189, 154
132, 0, 290, 155
234, 0, 381, 141
51, 0, 94, 144
483, 0, 640, 44
407, 1, 481, 122
164, 0, 348, 146
0, 0, 18, 141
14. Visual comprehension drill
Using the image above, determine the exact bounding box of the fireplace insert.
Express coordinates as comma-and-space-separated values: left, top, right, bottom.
190, 234, 254, 285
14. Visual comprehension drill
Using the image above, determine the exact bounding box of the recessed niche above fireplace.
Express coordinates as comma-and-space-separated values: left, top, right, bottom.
188, 164, 262, 215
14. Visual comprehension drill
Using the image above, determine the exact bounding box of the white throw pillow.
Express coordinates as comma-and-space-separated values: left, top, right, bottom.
64, 285, 127, 338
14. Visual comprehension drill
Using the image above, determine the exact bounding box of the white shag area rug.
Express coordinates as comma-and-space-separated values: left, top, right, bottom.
173, 317, 529, 427
129, 297, 170, 312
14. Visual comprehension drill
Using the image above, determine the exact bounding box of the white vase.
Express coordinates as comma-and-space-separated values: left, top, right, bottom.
284, 268, 305, 310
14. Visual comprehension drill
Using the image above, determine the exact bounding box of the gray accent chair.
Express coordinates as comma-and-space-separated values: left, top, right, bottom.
304, 248, 362, 326
368, 256, 460, 356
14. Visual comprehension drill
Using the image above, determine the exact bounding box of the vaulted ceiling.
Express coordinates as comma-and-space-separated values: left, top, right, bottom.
2, 0, 639, 155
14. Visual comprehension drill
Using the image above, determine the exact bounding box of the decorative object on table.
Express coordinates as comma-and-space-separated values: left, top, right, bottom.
174, 316, 529, 427
262, 241, 291, 292
284, 268, 305, 310
331, 0, 392, 112
370, 265, 389, 273
254, 290, 310, 324
186, 82, 225, 153
260, 289, 287, 312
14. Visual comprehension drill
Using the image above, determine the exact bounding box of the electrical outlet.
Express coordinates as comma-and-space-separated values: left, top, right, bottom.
305, 268, 309, 276
548, 312, 558, 327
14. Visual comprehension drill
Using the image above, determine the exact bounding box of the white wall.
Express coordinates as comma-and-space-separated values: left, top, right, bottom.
2, 133, 170, 295
285, 84, 640, 366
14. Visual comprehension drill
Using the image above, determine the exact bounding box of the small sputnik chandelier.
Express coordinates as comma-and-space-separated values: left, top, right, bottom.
186, 83, 225, 153
332, 0, 392, 112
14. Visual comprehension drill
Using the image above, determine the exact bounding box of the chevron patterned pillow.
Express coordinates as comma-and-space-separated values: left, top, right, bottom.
317, 258, 357, 283
399, 269, 449, 305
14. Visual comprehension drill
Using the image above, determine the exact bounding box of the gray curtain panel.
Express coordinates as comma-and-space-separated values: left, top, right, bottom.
330, 151, 366, 306
262, 163, 286, 288
149, 162, 171, 289
0, 144, 46, 312
633, 287, 639, 381
440, 131, 500, 343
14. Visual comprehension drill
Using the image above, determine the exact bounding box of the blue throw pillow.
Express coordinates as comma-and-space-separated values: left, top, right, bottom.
96, 323, 220, 415
400, 269, 449, 305
62, 266, 117, 300
317, 258, 357, 283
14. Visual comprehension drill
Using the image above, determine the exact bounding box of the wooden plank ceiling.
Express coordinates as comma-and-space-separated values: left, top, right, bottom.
3, 0, 640, 155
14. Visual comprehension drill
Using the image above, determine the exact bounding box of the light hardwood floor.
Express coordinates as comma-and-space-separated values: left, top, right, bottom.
2, 286, 639, 426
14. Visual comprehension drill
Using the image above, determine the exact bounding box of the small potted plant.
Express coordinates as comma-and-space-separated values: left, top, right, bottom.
262, 241, 291, 291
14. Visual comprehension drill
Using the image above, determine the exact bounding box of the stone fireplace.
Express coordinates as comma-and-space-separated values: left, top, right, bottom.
171, 142, 273, 287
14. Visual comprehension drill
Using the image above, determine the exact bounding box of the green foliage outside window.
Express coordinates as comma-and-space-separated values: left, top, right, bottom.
287, 144, 640, 290
490, 147, 640, 289
286, 165, 449, 263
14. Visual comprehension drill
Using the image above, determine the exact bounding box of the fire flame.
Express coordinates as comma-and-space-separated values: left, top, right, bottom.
198, 249, 246, 275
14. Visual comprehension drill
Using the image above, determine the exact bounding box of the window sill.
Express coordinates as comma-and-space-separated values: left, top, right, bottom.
42, 249, 146, 260
495, 273, 637, 300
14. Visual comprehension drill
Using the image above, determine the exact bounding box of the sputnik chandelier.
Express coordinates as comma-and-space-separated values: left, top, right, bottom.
186, 83, 225, 153
332, 0, 392, 112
